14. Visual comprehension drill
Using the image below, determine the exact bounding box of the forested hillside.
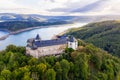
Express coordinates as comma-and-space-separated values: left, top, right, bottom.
67, 20, 120, 57
0, 40, 120, 80
0, 21, 67, 31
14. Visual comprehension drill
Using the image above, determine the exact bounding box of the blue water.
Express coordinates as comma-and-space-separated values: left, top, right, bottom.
0, 23, 87, 50
0, 31, 9, 37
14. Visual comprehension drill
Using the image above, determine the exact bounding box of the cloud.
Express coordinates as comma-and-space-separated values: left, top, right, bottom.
50, 0, 103, 12
71, 0, 107, 12
66, 0, 120, 16
0, 0, 19, 8
0, 0, 99, 11
0, 0, 120, 16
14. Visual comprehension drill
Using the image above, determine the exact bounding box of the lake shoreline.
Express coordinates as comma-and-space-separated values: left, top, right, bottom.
0, 22, 87, 50
0, 23, 87, 41
0, 27, 41, 40
0, 24, 71, 41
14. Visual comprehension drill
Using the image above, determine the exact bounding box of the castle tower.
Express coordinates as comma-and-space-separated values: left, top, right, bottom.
35, 34, 41, 41
68, 36, 78, 50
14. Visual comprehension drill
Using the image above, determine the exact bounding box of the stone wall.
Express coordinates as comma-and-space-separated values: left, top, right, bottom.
26, 44, 67, 58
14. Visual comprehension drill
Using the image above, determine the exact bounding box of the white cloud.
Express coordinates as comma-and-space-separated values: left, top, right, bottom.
0, 0, 23, 8
0, 0, 120, 16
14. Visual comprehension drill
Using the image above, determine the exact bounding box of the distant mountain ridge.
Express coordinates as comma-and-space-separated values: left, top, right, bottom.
1, 13, 120, 23
0, 13, 75, 31
0, 13, 76, 22
1, 13, 120, 32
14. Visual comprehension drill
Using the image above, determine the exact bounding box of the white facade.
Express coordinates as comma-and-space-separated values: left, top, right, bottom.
68, 39, 78, 50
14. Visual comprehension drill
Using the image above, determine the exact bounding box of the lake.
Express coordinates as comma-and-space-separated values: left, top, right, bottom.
0, 23, 87, 50
0, 31, 9, 37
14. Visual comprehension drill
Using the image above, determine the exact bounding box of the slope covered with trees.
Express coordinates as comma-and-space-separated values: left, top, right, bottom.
67, 20, 120, 57
0, 21, 67, 31
0, 40, 120, 80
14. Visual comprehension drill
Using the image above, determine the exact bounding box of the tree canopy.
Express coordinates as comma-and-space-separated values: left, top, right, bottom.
0, 41, 120, 80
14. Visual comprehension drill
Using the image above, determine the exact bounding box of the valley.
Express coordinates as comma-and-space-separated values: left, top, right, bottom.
0, 0, 120, 80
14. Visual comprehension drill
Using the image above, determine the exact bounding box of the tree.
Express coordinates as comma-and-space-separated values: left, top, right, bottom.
0, 61, 5, 72
101, 59, 114, 80
65, 47, 74, 53
12, 66, 30, 80
97, 72, 108, 80
3, 52, 13, 65
46, 69, 56, 80
1, 69, 11, 80
60, 59, 70, 80
22, 72, 33, 80
90, 52, 102, 70
45, 56, 55, 66
6, 45, 17, 52
36, 63, 47, 79
54, 62, 62, 80
74, 53, 89, 80
116, 72, 120, 80
28, 58, 38, 66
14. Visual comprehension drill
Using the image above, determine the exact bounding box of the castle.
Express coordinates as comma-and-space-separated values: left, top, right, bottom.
26, 34, 78, 58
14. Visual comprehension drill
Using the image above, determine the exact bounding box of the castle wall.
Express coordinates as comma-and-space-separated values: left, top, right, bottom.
68, 41, 78, 50
26, 44, 67, 58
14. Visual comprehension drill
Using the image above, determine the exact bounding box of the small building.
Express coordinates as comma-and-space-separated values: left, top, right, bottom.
26, 34, 78, 58
68, 36, 78, 50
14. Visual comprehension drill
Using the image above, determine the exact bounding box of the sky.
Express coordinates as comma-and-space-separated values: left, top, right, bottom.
0, 0, 120, 16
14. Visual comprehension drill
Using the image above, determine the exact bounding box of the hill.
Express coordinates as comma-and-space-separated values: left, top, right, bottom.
0, 13, 75, 22
0, 21, 68, 31
0, 40, 120, 80
67, 20, 120, 57
0, 13, 75, 31
1, 13, 120, 32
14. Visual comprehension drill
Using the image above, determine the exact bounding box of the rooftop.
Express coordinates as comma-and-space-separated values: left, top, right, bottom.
27, 34, 77, 48
36, 34, 41, 40
34, 38, 68, 47
69, 36, 77, 42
